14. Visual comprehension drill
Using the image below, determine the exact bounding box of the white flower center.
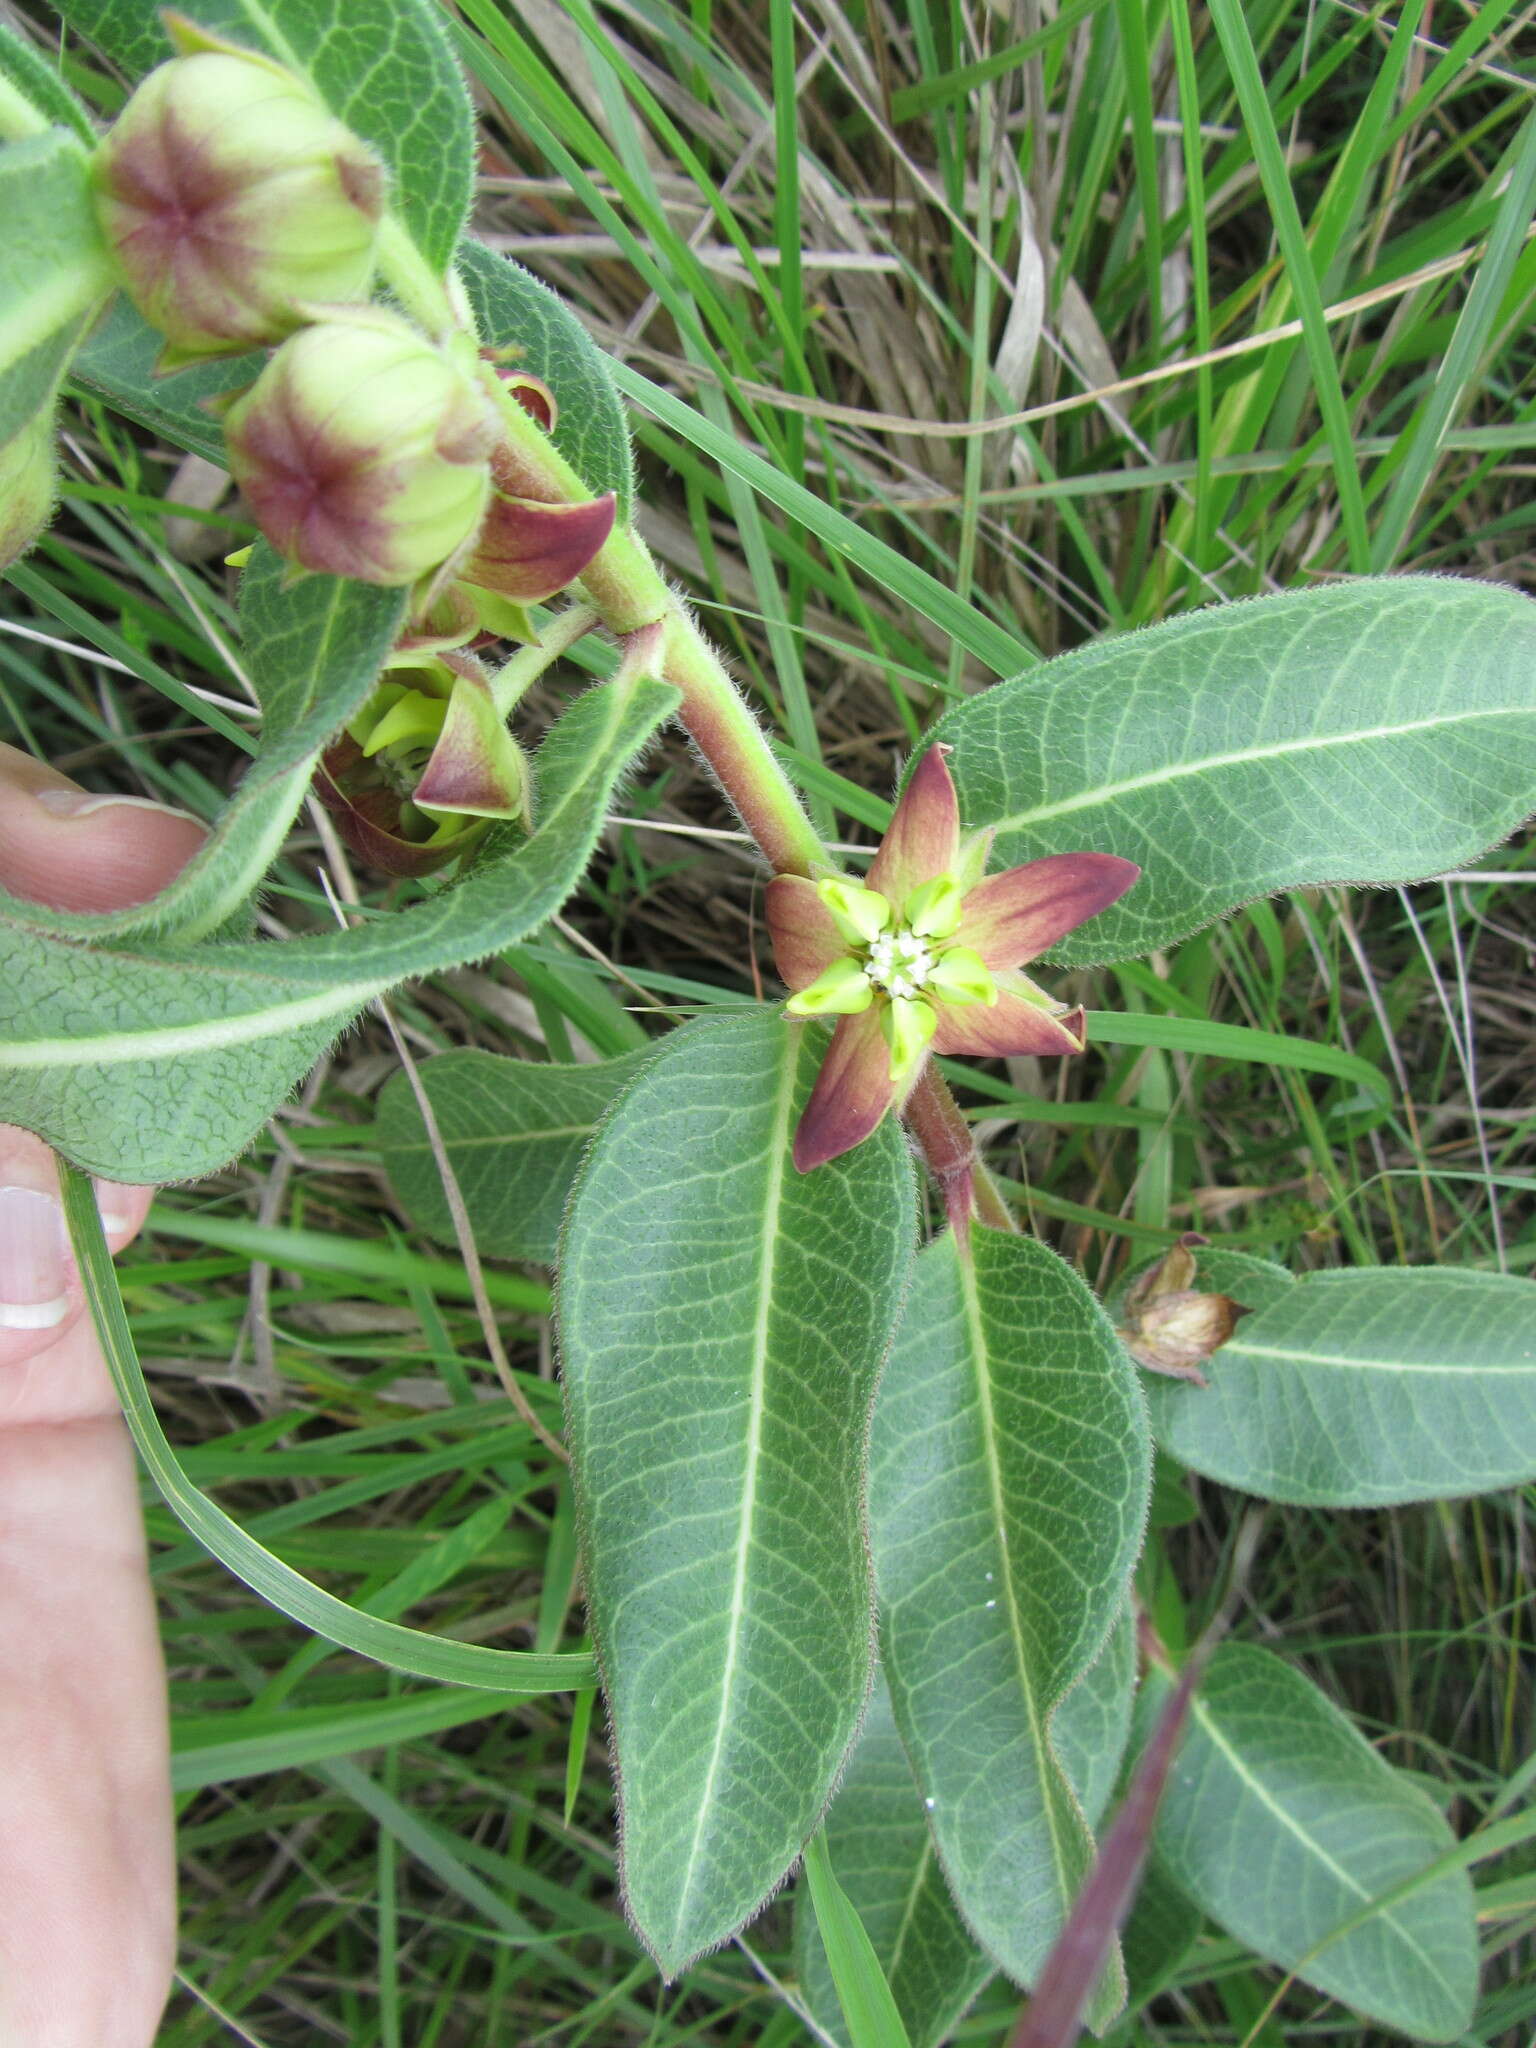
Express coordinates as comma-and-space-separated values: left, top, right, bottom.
863, 926, 934, 1001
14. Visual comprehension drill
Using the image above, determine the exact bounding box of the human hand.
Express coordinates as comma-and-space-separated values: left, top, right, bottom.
0, 742, 206, 2047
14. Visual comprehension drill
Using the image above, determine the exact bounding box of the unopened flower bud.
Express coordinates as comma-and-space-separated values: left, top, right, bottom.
225, 311, 499, 586
91, 32, 385, 363
0, 409, 57, 569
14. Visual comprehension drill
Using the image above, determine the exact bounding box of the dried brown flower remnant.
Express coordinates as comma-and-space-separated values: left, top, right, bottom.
1117, 1234, 1248, 1387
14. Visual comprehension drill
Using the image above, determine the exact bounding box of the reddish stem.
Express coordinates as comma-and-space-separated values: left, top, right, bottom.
903, 1062, 1016, 1239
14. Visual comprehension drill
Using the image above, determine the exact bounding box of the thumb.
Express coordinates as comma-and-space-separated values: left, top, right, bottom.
0, 741, 208, 1367
0, 739, 207, 913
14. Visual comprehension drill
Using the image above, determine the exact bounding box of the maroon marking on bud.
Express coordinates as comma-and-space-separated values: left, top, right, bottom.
336, 150, 386, 217
93, 55, 385, 359
228, 389, 400, 582
465, 491, 616, 604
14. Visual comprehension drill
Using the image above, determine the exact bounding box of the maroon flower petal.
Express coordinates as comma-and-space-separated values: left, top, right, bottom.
466, 491, 616, 604
314, 739, 471, 878
488, 364, 558, 435
952, 852, 1140, 971
929, 983, 1088, 1059
792, 1008, 900, 1172
866, 744, 960, 907
766, 874, 848, 992
412, 674, 527, 821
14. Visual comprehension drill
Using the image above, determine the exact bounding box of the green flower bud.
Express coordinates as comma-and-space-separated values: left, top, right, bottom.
91, 29, 385, 362
881, 995, 937, 1084
925, 945, 996, 1007
903, 873, 964, 939
225, 310, 499, 586
0, 408, 57, 570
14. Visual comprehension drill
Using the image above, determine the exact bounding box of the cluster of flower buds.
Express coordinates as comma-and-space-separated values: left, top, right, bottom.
72, 17, 627, 875
223, 308, 501, 589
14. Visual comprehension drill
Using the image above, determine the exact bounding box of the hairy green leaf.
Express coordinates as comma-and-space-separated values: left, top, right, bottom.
1053, 1601, 1138, 1828
1148, 1644, 1478, 2040
69, 292, 251, 460
0, 130, 111, 441
0, 21, 97, 141
0, 676, 675, 1181
59, 0, 473, 267
560, 1008, 917, 1978
794, 1673, 994, 2048
1145, 1265, 1536, 1505
795, 1611, 1134, 2048
869, 1228, 1150, 2022
376, 1046, 652, 1265
930, 578, 1536, 964
0, 545, 404, 944
456, 237, 632, 516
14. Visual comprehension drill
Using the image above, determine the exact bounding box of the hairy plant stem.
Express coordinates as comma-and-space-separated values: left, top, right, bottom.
904, 1063, 1017, 1238
477, 365, 1007, 1213
489, 605, 597, 718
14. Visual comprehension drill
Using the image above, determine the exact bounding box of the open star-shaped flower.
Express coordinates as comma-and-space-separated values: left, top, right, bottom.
767, 744, 1140, 1171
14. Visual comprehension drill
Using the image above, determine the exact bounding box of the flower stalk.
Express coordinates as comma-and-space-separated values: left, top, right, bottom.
903, 1061, 1017, 1239
481, 375, 830, 878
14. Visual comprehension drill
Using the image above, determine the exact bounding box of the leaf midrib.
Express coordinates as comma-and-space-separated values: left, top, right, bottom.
994, 705, 1518, 832
384, 1122, 595, 1154
958, 1248, 1075, 1909
1233, 1339, 1533, 1377
1186, 1690, 1462, 2003
670, 1031, 797, 1946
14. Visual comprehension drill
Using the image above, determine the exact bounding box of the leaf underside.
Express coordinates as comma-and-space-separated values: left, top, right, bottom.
560, 1008, 917, 1978
931, 577, 1536, 964
1145, 1263, 1536, 1504
869, 1228, 1151, 2026
375, 1046, 654, 1266
1148, 1643, 1478, 2040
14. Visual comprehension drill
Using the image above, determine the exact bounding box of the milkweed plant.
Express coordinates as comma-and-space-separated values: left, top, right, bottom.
3, 6, 1535, 2043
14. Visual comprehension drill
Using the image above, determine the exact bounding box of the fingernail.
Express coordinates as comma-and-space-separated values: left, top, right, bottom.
33, 788, 202, 827
0, 1186, 71, 1331
95, 1182, 134, 1236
